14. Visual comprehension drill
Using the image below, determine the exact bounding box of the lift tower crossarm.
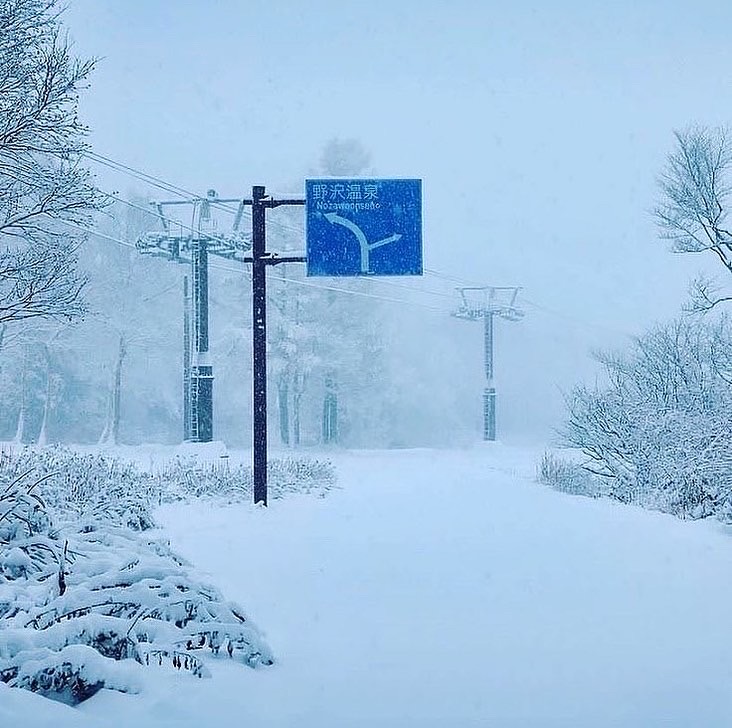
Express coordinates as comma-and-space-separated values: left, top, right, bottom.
451, 286, 524, 442
136, 190, 257, 443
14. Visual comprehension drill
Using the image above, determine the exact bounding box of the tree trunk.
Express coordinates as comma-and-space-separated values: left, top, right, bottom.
293, 391, 301, 447
322, 373, 339, 444
99, 335, 126, 445
13, 405, 25, 445
110, 335, 125, 445
292, 371, 305, 447
277, 374, 290, 446
37, 347, 52, 446
13, 354, 26, 445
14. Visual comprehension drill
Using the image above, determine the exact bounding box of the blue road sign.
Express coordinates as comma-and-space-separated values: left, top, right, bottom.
305, 178, 422, 276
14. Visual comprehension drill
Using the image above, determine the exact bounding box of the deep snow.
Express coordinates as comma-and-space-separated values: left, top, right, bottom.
7, 444, 732, 727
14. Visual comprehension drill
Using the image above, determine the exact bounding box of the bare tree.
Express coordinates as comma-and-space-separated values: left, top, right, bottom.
0, 0, 103, 325
87, 197, 178, 446
656, 126, 732, 311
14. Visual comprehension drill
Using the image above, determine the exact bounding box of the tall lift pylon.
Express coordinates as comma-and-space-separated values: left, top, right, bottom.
137, 189, 252, 442
452, 286, 523, 441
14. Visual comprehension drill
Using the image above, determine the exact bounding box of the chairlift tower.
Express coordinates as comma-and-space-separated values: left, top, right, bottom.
137, 189, 253, 442
452, 286, 523, 441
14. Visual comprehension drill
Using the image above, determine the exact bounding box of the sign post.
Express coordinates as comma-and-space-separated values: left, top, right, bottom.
246, 178, 422, 505
245, 187, 305, 506
251, 186, 269, 506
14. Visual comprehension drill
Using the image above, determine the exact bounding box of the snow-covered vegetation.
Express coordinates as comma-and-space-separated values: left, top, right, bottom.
0, 446, 335, 704
157, 455, 336, 502
0, 447, 335, 514
1, 521, 272, 704
540, 317, 732, 520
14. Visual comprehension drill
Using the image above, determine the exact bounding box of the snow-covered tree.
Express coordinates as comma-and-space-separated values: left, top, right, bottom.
0, 0, 103, 325
656, 126, 732, 312
0, 321, 79, 444
560, 316, 732, 518
83, 198, 180, 445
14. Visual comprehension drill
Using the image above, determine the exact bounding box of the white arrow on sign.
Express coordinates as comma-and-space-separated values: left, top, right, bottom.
324, 212, 401, 274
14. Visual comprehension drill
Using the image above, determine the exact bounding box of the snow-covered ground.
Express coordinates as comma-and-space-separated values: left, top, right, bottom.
9, 444, 732, 727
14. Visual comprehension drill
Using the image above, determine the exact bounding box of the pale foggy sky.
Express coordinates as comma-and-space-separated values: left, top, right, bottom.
64, 0, 732, 440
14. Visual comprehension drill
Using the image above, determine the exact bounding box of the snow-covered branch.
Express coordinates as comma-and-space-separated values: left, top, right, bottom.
0, 0, 105, 326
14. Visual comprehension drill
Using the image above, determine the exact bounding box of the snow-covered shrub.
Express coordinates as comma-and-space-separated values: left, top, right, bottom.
537, 452, 604, 497
2, 448, 336, 526
7, 645, 142, 705
0, 445, 335, 704
625, 409, 732, 518
269, 457, 337, 498
0, 520, 272, 704
0, 463, 64, 608
0, 448, 156, 531
158, 456, 336, 502
558, 317, 732, 520
0, 448, 279, 705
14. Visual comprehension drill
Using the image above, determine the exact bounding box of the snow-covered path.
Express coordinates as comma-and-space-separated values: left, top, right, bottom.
15, 445, 732, 726
151, 447, 732, 725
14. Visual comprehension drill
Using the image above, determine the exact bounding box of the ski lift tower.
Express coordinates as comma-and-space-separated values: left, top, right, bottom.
452, 286, 523, 441
136, 189, 252, 442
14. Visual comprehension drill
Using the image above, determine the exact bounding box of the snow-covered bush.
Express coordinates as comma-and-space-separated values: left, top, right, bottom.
556, 317, 732, 519
0, 449, 283, 705
1, 448, 156, 531
0, 446, 336, 704
537, 452, 604, 497
0, 448, 336, 525
158, 456, 336, 502
0, 458, 63, 596
1, 513, 272, 704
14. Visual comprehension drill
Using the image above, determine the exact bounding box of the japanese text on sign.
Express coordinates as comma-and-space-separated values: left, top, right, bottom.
311, 182, 381, 212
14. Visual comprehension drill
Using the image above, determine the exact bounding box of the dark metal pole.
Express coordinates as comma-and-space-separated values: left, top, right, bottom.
191, 238, 214, 442
183, 275, 191, 441
194, 240, 210, 354
252, 185, 268, 505
483, 312, 496, 441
